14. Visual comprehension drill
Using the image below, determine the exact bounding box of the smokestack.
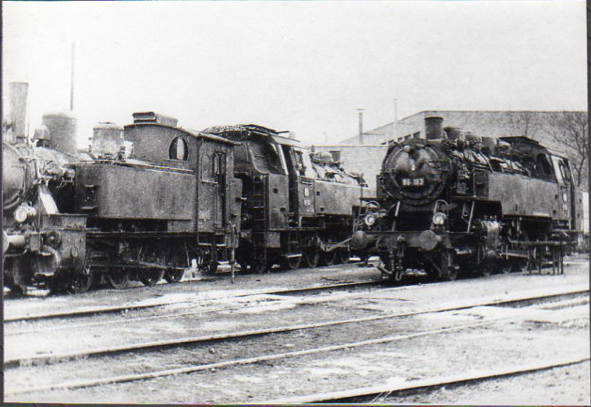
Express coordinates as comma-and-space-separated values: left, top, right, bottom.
9, 82, 29, 142
425, 116, 444, 140
358, 108, 364, 145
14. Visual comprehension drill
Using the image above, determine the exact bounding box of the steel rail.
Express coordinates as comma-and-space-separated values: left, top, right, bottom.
261, 357, 591, 404
6, 320, 497, 396
4, 280, 380, 324
5, 288, 587, 368
6, 280, 382, 337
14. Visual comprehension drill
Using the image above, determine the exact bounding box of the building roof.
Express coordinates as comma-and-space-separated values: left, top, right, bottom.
338, 132, 387, 145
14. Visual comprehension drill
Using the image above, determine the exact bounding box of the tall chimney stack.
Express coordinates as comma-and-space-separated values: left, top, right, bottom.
357, 108, 364, 145
8, 82, 29, 143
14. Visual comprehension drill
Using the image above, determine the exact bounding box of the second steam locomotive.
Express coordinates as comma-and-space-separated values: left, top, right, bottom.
352, 117, 584, 281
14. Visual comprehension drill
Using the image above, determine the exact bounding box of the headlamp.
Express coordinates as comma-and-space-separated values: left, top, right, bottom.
14, 203, 36, 223
432, 212, 447, 226
364, 214, 377, 227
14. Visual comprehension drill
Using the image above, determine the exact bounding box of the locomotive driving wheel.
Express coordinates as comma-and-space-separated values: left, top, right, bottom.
66, 265, 93, 294
4, 257, 28, 296
107, 270, 130, 289
280, 255, 302, 270
439, 250, 458, 281
164, 269, 185, 283
67, 273, 93, 294
139, 268, 165, 287
498, 242, 512, 274
337, 248, 350, 264
303, 249, 319, 268
65, 252, 93, 294
196, 249, 219, 275
320, 250, 336, 266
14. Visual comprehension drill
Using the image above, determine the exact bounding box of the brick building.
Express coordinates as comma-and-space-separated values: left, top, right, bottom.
381, 110, 583, 149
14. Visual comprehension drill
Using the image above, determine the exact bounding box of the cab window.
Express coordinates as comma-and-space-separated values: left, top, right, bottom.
169, 136, 188, 161
536, 154, 554, 180
212, 152, 226, 178
201, 154, 211, 181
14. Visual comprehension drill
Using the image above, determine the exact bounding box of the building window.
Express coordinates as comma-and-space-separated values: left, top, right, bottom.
169, 136, 188, 160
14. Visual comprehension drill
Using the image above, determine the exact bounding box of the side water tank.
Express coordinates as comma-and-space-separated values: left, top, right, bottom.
42, 111, 78, 156
91, 123, 124, 156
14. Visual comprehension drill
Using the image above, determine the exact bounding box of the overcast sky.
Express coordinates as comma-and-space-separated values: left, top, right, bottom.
2, 0, 587, 147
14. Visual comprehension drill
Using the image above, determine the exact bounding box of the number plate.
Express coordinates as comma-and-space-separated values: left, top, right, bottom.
401, 177, 425, 186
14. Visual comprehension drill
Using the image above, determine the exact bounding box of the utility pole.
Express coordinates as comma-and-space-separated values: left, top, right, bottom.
393, 98, 398, 141
357, 108, 364, 145
70, 42, 75, 111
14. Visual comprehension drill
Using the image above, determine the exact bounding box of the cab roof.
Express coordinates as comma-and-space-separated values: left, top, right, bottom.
204, 124, 303, 148
124, 122, 239, 145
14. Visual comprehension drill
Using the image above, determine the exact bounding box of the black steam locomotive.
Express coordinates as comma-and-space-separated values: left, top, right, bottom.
3, 112, 367, 294
351, 117, 584, 281
204, 125, 368, 273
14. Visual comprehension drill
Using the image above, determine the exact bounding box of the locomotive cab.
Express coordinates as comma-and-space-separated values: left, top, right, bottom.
72, 112, 242, 287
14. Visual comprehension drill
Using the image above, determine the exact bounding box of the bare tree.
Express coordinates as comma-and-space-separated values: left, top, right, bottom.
506, 111, 540, 139
545, 111, 588, 189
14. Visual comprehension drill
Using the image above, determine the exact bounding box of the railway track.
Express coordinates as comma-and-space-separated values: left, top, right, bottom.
6, 259, 581, 325
5, 279, 381, 324
6, 278, 587, 340
5, 288, 588, 398
6, 321, 496, 397
263, 357, 591, 403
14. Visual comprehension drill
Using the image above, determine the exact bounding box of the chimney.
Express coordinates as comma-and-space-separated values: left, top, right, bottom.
9, 82, 29, 143
358, 108, 364, 145
425, 116, 444, 140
